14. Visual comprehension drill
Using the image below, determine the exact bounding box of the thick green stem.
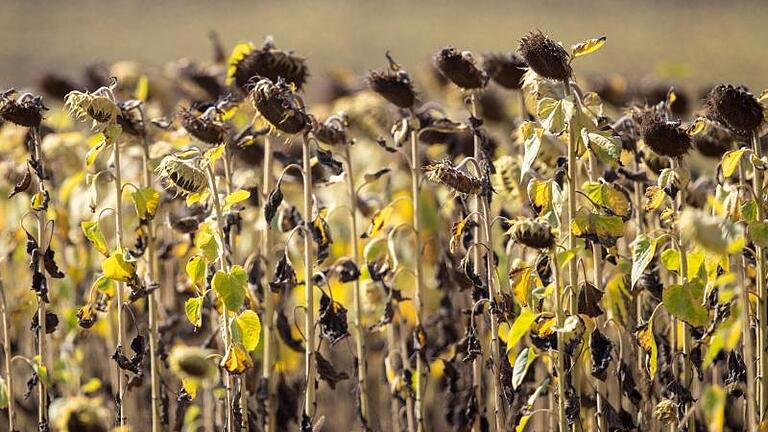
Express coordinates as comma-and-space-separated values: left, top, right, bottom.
302, 134, 317, 419
343, 144, 370, 423
262, 136, 277, 432
752, 131, 767, 422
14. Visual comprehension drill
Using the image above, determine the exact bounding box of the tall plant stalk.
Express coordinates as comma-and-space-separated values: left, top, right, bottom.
302, 133, 317, 419
751, 130, 767, 421
261, 136, 277, 432
738, 160, 756, 430
551, 246, 568, 432
342, 144, 370, 422
31, 127, 49, 427
0, 277, 14, 431
112, 132, 127, 426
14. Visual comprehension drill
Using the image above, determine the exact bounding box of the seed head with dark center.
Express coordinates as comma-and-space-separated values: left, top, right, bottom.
482, 52, 527, 89
233, 37, 308, 92
0, 90, 47, 128
705, 84, 764, 133
636, 111, 692, 158
434, 46, 488, 90
518, 31, 572, 81
177, 106, 228, 144
367, 52, 416, 109
251, 77, 311, 135
509, 219, 555, 250
693, 123, 732, 158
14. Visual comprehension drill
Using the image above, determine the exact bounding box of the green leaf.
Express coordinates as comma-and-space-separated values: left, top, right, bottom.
102, 251, 136, 282
663, 281, 708, 327
660, 248, 680, 272
185, 297, 203, 328
0, 377, 7, 409
701, 385, 726, 432
186, 255, 207, 287
81, 221, 109, 256
222, 189, 251, 211
750, 221, 768, 248
520, 124, 543, 181
511, 347, 537, 390
212, 265, 247, 311
506, 308, 536, 351
703, 315, 742, 367
721, 148, 750, 178
537, 98, 572, 133
582, 130, 621, 167
131, 187, 160, 221
236, 310, 262, 351
194, 221, 220, 262
631, 234, 656, 289
571, 210, 625, 247
582, 181, 631, 219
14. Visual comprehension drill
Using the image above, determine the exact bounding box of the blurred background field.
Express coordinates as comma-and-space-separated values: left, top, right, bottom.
2, 0, 768, 98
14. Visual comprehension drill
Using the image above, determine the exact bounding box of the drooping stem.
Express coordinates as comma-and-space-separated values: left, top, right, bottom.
112, 131, 127, 426
738, 160, 757, 431
751, 130, 767, 421
138, 108, 161, 432
261, 136, 277, 432
343, 144, 370, 423
302, 133, 317, 419
0, 277, 14, 431
407, 110, 426, 432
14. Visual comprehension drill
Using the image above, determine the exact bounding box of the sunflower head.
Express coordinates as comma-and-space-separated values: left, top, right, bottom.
705, 84, 764, 133
434, 46, 488, 90
169, 345, 217, 381
424, 159, 484, 195
313, 114, 348, 145
50, 396, 109, 432
233, 37, 309, 92
177, 106, 228, 144
635, 111, 692, 158
509, 218, 555, 250
482, 52, 527, 90
155, 154, 208, 196
367, 52, 417, 109
518, 31, 572, 81
64, 81, 120, 128
251, 77, 311, 135
0, 89, 47, 128
693, 122, 732, 158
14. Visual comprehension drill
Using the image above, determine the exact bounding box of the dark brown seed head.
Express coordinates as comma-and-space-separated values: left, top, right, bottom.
367, 52, 416, 108
705, 84, 765, 133
233, 38, 308, 92
434, 46, 488, 90
0, 90, 47, 128
640, 82, 690, 116
693, 123, 732, 158
424, 159, 483, 195
636, 112, 692, 158
518, 31, 572, 81
251, 78, 311, 135
313, 115, 348, 145
509, 219, 554, 250
482, 52, 527, 89
177, 106, 228, 144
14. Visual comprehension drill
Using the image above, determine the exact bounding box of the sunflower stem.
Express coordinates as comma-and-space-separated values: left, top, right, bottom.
262, 136, 277, 432
738, 159, 757, 431
0, 276, 14, 431
751, 130, 767, 423
112, 130, 127, 426
302, 132, 317, 420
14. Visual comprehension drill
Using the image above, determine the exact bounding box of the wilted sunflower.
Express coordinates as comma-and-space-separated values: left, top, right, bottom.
367, 52, 417, 109
705, 84, 765, 133
424, 159, 484, 195
64, 80, 120, 129
0, 89, 47, 127
434, 46, 488, 90
251, 77, 311, 135
518, 31, 572, 81
508, 218, 555, 250
636, 111, 692, 158
482, 52, 527, 90
156, 154, 208, 196
313, 114, 348, 145
177, 106, 228, 144
693, 122, 732, 158
168, 345, 217, 381
50, 396, 110, 432
232, 36, 309, 92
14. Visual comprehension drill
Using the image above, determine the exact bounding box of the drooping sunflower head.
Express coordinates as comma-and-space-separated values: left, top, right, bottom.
50, 396, 110, 432
233, 36, 309, 92
508, 218, 555, 250
482, 52, 527, 90
0, 89, 47, 128
367, 52, 417, 109
155, 154, 208, 196
433, 46, 488, 90
251, 77, 311, 135
423, 159, 484, 195
177, 106, 228, 145
313, 114, 348, 145
64, 80, 120, 128
705, 84, 764, 133
518, 31, 572, 81
635, 110, 692, 158
169, 345, 217, 381
693, 122, 732, 158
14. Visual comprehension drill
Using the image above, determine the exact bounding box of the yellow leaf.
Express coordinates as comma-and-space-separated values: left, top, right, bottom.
721, 148, 750, 178
644, 186, 666, 212
635, 321, 658, 378
362, 204, 393, 238
204, 144, 225, 167
571, 36, 606, 58
184, 297, 203, 328
134, 74, 149, 102
236, 310, 262, 351
506, 308, 536, 351
515, 415, 531, 432
31, 191, 46, 211
102, 251, 136, 282
186, 189, 210, 207
225, 41, 255, 86
686, 118, 706, 136
509, 267, 534, 306
221, 343, 253, 374
186, 255, 207, 286
223, 189, 251, 211
85, 134, 108, 167
182, 377, 199, 399
82, 221, 109, 256
527, 178, 554, 215
582, 181, 631, 219
449, 216, 471, 253
131, 187, 159, 221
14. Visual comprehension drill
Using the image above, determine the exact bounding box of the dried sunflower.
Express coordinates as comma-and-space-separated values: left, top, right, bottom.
313, 114, 348, 145
434, 46, 488, 90
64, 80, 120, 129
705, 84, 765, 133
424, 159, 484, 195
177, 106, 228, 144
693, 122, 732, 158
169, 345, 217, 381
482, 52, 527, 90
232, 37, 308, 92
156, 154, 208, 196
367, 52, 417, 109
508, 218, 555, 250
518, 31, 572, 81
50, 396, 110, 432
251, 77, 311, 135
636, 112, 691, 158
0, 89, 47, 127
